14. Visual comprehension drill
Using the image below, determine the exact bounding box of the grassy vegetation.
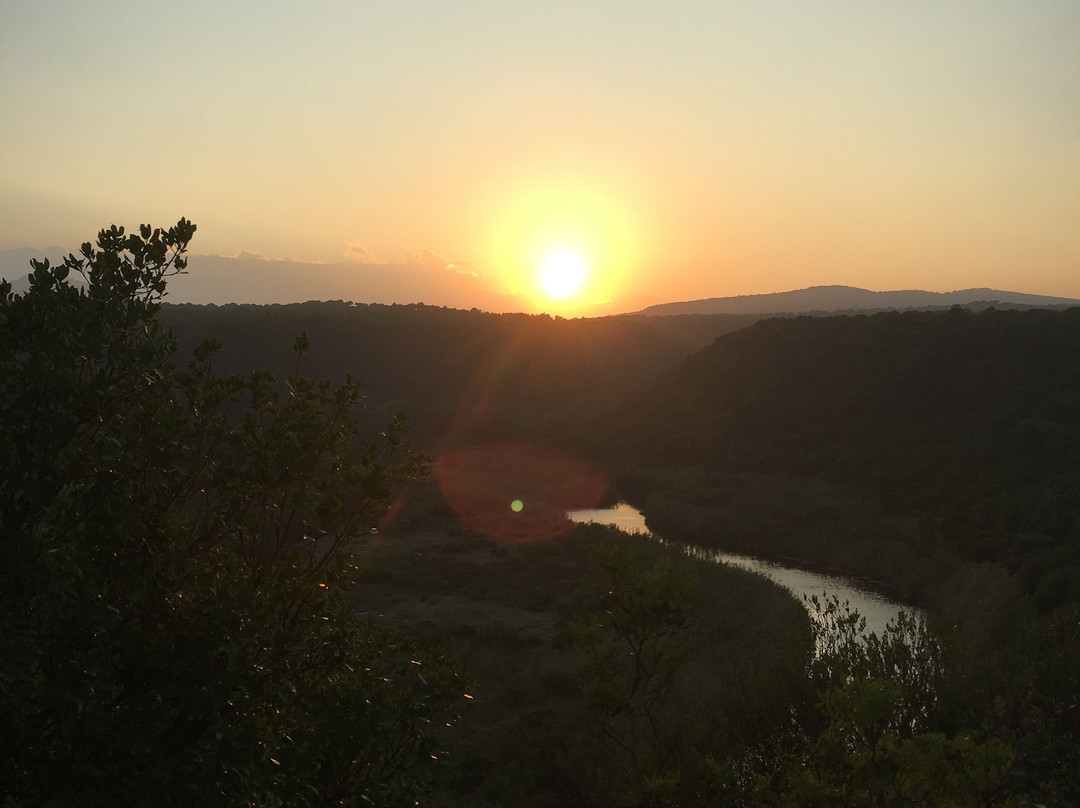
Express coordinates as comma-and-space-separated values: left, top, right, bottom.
349, 520, 814, 806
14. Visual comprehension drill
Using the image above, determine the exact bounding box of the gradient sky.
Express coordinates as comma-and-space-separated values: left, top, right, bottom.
2, 1, 1078, 315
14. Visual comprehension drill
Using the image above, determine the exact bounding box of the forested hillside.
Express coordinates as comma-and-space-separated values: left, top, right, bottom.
595, 307, 1080, 608
161, 302, 1080, 609
160, 302, 757, 446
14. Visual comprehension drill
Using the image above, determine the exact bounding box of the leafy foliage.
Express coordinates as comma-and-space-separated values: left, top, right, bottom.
758, 593, 1079, 808
0, 221, 462, 806
807, 596, 944, 734
572, 542, 694, 804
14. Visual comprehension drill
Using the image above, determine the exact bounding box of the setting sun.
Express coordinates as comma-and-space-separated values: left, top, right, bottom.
540, 250, 586, 300
476, 169, 655, 315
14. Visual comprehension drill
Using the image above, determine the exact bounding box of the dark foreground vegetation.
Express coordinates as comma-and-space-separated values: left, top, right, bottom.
350, 520, 812, 807
1, 223, 462, 806
3, 220, 1079, 806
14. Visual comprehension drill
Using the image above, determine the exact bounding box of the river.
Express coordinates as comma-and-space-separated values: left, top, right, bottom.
568, 502, 912, 637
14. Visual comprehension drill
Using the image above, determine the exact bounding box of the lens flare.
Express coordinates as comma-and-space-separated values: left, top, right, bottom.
435, 443, 608, 543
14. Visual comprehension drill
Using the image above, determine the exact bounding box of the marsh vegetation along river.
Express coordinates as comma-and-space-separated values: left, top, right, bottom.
568, 502, 911, 636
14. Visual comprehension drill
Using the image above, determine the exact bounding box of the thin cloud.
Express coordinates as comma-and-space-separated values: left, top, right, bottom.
404, 250, 478, 278
344, 242, 388, 264
405, 249, 452, 271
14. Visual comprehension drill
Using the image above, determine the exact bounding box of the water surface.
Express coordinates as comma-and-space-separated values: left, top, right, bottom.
569, 502, 910, 636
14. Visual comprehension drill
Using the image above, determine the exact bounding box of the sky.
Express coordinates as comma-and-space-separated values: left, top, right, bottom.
2, 1, 1078, 315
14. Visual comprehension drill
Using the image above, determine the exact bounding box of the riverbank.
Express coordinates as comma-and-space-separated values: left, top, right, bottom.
571, 502, 916, 636
610, 466, 952, 607
349, 522, 814, 806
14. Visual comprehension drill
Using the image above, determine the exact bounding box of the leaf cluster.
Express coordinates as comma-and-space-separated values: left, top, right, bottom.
0, 221, 460, 807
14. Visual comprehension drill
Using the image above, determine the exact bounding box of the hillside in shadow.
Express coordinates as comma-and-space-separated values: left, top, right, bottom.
161, 302, 758, 448
161, 301, 1080, 608
593, 306, 1080, 607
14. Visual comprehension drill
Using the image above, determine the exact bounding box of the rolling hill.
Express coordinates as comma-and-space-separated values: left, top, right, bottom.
639, 285, 1080, 316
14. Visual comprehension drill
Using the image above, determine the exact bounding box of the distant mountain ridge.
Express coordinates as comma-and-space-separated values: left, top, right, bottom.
638, 285, 1080, 316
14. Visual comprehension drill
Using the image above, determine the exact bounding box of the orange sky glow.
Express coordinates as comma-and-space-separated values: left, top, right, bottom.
2, 2, 1078, 315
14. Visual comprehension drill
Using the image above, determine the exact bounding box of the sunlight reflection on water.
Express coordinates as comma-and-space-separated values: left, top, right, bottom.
568, 503, 911, 637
